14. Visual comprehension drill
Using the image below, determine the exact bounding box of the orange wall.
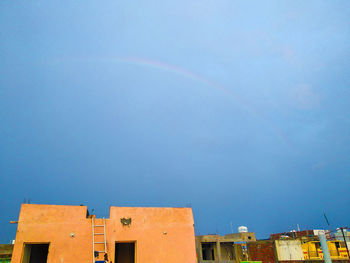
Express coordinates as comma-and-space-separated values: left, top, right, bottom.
107, 207, 196, 263
11, 204, 92, 263
11, 204, 196, 263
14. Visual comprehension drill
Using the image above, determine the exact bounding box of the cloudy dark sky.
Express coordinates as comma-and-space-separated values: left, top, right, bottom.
1, 0, 350, 243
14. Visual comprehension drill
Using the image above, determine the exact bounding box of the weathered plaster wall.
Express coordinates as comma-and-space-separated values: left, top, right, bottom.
275, 240, 304, 261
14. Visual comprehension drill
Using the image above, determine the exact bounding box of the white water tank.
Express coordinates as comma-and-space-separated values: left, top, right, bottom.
238, 226, 248, 233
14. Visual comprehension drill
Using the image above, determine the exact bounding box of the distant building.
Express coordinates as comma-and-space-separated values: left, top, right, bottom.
248, 230, 350, 263
196, 232, 256, 262
11, 204, 196, 263
270, 230, 316, 240
334, 228, 350, 249
0, 244, 13, 263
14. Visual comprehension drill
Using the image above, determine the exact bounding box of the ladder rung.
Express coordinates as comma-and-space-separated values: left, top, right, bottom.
92, 218, 107, 259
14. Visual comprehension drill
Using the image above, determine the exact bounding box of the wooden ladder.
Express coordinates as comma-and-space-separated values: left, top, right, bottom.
92, 217, 107, 263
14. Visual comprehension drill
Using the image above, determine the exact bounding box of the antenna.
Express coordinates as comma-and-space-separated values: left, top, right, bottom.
324, 213, 330, 227
323, 212, 332, 239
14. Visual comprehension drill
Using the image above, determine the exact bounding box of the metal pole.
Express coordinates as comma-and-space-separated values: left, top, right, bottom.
319, 230, 332, 263
340, 227, 350, 258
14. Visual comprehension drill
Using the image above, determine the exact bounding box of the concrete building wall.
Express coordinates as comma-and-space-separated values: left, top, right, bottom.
196, 233, 255, 263
275, 240, 304, 261
220, 242, 234, 261
224, 233, 256, 242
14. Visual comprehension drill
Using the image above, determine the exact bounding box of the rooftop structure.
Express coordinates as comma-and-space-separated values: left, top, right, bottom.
0, 244, 13, 263
270, 230, 316, 240
195, 232, 256, 262
11, 204, 196, 263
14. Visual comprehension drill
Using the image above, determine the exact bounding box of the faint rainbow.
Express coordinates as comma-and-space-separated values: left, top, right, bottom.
114, 57, 231, 95
108, 56, 292, 147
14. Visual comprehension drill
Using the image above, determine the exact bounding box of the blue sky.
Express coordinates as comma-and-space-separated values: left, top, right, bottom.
1, 0, 350, 243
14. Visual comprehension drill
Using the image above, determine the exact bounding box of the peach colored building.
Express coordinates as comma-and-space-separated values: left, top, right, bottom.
11, 204, 196, 263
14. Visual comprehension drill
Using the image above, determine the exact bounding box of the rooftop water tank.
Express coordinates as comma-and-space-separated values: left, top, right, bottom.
238, 226, 248, 233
